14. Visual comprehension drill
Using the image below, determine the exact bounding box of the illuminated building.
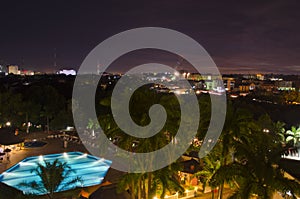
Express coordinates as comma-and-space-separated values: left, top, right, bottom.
57, 69, 77, 75
8, 65, 19, 74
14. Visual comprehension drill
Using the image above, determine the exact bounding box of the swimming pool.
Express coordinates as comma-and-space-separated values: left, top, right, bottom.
0, 152, 112, 195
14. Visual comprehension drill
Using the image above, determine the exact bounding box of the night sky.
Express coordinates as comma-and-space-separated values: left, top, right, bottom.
1, 0, 300, 74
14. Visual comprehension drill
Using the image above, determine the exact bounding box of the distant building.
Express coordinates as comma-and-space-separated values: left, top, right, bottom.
8, 65, 19, 74
188, 73, 202, 81
259, 83, 276, 92
269, 77, 283, 81
256, 73, 264, 81
0, 65, 7, 76
239, 83, 255, 93
57, 69, 77, 75
223, 77, 235, 91
0, 65, 6, 72
243, 74, 256, 79
275, 81, 295, 91
187, 73, 221, 81
20, 70, 34, 76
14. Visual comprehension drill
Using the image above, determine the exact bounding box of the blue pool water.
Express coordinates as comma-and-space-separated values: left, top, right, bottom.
0, 152, 112, 195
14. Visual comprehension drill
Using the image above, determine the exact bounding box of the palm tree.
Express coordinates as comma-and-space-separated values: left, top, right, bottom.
101, 85, 190, 199
118, 163, 184, 199
272, 121, 286, 144
87, 118, 100, 137
217, 102, 256, 199
221, 103, 255, 160
195, 145, 222, 199
152, 165, 184, 199
286, 126, 300, 147
118, 173, 142, 199
19, 159, 82, 199
212, 130, 300, 199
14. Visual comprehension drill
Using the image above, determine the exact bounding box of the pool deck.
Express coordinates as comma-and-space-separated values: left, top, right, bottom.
0, 131, 88, 174
282, 154, 300, 161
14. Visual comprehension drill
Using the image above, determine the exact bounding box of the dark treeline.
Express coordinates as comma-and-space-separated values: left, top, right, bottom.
0, 74, 75, 131
0, 74, 299, 133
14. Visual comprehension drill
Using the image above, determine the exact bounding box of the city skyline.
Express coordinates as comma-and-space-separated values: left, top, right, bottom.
1, 1, 300, 74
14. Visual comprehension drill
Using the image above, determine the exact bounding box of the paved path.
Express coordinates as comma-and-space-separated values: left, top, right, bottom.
192, 188, 233, 199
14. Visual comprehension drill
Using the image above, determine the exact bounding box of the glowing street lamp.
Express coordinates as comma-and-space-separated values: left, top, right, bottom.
5, 121, 11, 126
263, 128, 270, 133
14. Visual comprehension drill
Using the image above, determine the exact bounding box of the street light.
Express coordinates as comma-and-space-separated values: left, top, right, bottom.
263, 128, 270, 133
5, 121, 11, 126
